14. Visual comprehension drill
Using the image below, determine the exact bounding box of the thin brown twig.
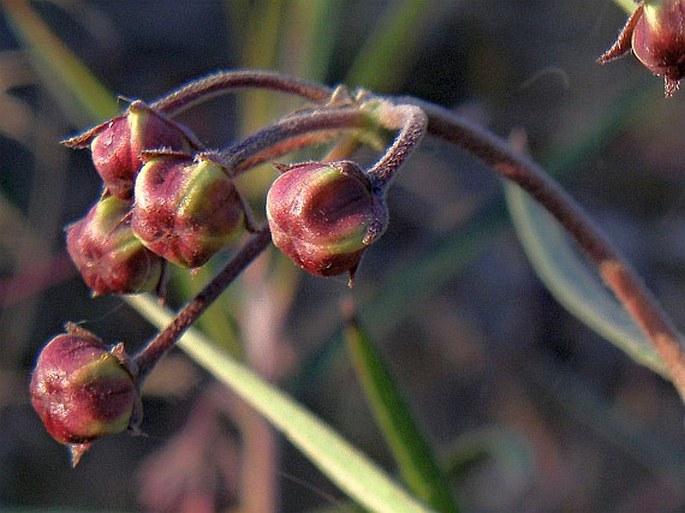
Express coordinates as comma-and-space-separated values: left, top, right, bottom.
133, 227, 272, 382
233, 130, 343, 174
365, 101, 428, 188
150, 69, 334, 116
406, 97, 685, 402
221, 107, 369, 171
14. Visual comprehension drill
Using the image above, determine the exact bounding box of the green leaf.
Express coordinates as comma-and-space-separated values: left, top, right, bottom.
343, 306, 460, 513
504, 181, 668, 377
124, 294, 437, 513
282, 0, 340, 82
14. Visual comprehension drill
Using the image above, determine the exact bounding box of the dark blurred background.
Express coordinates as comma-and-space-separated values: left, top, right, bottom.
2, 1, 685, 512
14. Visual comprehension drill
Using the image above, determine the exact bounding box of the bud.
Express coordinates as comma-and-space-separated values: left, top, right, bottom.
599, 1, 685, 96
30, 324, 141, 465
266, 161, 388, 283
66, 195, 163, 296
131, 153, 245, 268
63, 101, 199, 198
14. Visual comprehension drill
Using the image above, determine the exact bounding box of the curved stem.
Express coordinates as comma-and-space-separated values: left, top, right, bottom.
221, 107, 370, 173
133, 227, 272, 382
233, 131, 344, 175
365, 101, 428, 188
150, 69, 334, 116
408, 97, 685, 402
132, 108, 374, 382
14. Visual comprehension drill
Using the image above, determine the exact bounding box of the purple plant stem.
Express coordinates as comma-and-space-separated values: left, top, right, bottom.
366, 102, 428, 188
409, 97, 685, 402
133, 227, 272, 382
239, 259, 285, 513
150, 69, 333, 116
233, 131, 343, 174
222, 107, 369, 173
132, 107, 373, 382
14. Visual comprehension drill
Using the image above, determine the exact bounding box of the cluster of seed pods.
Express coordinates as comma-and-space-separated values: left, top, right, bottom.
31, 81, 393, 460
63, 101, 248, 296
26, 0, 685, 472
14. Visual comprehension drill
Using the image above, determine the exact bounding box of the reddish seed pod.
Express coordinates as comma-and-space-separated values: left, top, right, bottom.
599, 1, 685, 96
66, 195, 163, 296
266, 160, 388, 283
131, 153, 245, 268
633, 1, 685, 95
63, 101, 199, 198
30, 325, 141, 464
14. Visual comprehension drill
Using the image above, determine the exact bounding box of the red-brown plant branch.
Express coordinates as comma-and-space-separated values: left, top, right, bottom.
222, 107, 369, 173
408, 97, 685, 401
133, 227, 272, 382
131, 107, 377, 382
150, 69, 333, 116
366, 101, 428, 187
233, 130, 343, 174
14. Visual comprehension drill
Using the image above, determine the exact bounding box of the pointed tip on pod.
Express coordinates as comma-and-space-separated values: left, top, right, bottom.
30, 326, 142, 461
601, 1, 685, 95
64, 102, 201, 198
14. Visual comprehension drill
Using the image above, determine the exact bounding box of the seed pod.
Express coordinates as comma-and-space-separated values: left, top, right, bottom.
66, 195, 163, 296
266, 161, 388, 284
131, 153, 245, 268
633, 0, 685, 95
599, 1, 685, 96
30, 324, 141, 465
63, 101, 199, 198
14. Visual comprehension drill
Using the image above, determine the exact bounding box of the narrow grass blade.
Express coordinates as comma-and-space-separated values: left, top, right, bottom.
613, 0, 637, 14
3, 0, 118, 127
504, 181, 668, 377
282, 0, 340, 81
238, 0, 287, 133
345, 0, 433, 92
343, 303, 459, 513
125, 294, 437, 513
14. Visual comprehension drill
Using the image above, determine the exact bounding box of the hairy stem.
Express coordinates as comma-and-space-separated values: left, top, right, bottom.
233, 131, 343, 174
132, 108, 374, 381
409, 97, 685, 402
133, 227, 272, 382
221, 107, 369, 173
150, 69, 333, 116
365, 101, 428, 188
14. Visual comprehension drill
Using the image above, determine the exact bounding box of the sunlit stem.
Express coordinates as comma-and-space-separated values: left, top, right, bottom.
150, 69, 334, 116
220, 107, 370, 173
364, 101, 427, 188
132, 107, 373, 381
133, 228, 272, 382
409, 96, 685, 404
